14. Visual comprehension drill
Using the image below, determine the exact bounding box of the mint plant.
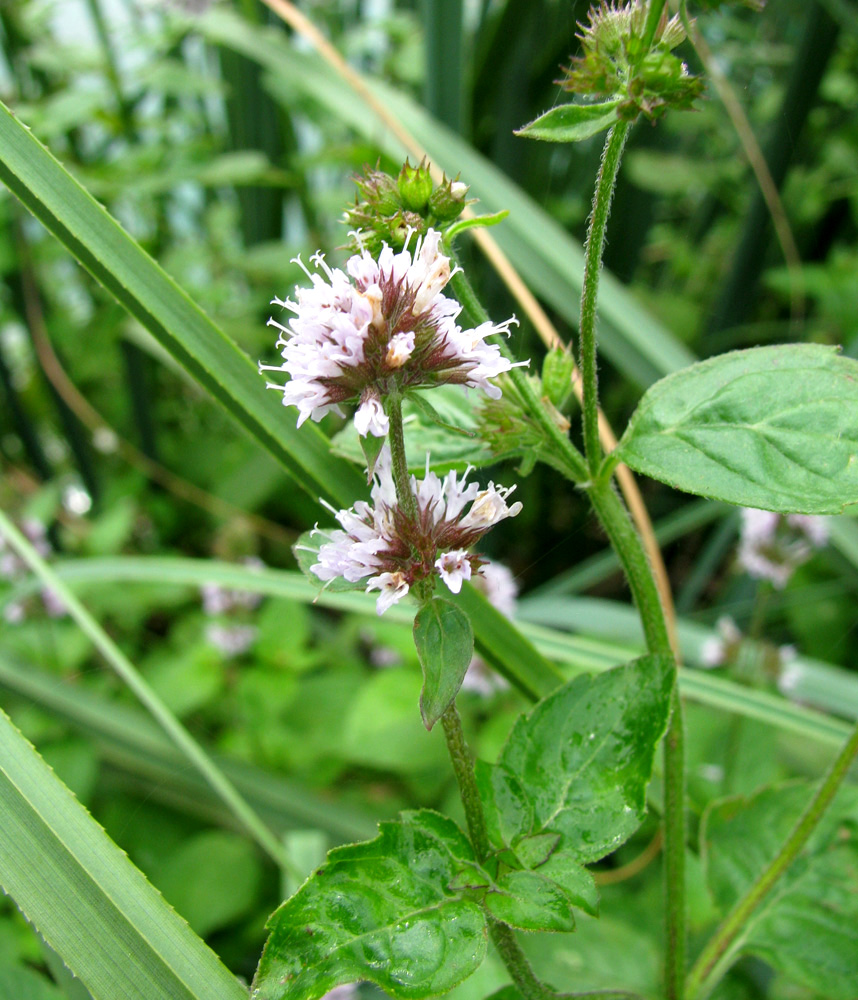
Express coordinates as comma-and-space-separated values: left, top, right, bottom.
0, 2, 857, 1000
250, 4, 858, 1000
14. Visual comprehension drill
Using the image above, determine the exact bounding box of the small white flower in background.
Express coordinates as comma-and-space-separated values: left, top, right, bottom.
737, 507, 828, 589
200, 557, 264, 656
0, 518, 67, 624
260, 229, 525, 436
699, 615, 742, 668
306, 448, 522, 615
317, 987, 357, 1000
205, 623, 258, 659
461, 560, 518, 695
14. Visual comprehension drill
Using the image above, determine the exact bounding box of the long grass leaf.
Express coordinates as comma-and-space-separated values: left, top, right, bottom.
0, 706, 248, 1000
41, 556, 854, 746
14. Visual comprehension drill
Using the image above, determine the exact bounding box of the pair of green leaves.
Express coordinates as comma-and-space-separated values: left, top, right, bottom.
252, 654, 673, 1000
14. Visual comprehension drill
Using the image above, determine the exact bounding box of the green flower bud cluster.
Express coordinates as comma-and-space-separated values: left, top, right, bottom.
345, 159, 469, 255
559, 1, 704, 121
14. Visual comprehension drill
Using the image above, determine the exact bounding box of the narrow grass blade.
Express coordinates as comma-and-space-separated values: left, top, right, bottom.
39, 556, 853, 746
0, 653, 378, 843
0, 706, 248, 1000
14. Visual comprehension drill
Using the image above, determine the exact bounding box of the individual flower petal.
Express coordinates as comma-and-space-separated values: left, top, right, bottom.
366, 571, 410, 615
459, 484, 522, 530
354, 393, 390, 437
386, 331, 415, 368
435, 550, 472, 594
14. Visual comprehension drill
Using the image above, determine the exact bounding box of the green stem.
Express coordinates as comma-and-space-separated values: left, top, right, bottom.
440, 704, 490, 861
685, 719, 858, 1000
439, 705, 549, 1000
579, 121, 631, 476
0, 508, 300, 881
588, 481, 686, 1000
385, 394, 418, 520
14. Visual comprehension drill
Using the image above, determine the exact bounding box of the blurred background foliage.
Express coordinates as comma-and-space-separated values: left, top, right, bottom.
1, 0, 857, 997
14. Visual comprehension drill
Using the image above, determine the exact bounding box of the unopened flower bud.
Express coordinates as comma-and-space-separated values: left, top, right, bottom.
398, 159, 434, 212
428, 176, 469, 223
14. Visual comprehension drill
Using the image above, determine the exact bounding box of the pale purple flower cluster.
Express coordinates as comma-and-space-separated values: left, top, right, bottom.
0, 518, 66, 623
260, 230, 523, 436
737, 508, 829, 589
305, 447, 522, 614
200, 557, 264, 658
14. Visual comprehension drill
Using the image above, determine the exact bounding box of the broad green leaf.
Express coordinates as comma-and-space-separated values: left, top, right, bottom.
616, 345, 858, 515
0, 99, 365, 510
252, 810, 487, 1000
413, 598, 475, 730
702, 783, 858, 999
485, 655, 673, 863
515, 101, 622, 143
0, 706, 248, 1000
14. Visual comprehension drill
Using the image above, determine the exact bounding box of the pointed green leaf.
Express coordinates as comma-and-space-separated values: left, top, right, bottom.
413, 598, 474, 730
360, 432, 387, 481
702, 783, 858, 999
252, 810, 487, 1000
515, 101, 622, 143
536, 851, 599, 916
513, 832, 560, 869
485, 655, 673, 863
616, 345, 858, 515
485, 870, 575, 932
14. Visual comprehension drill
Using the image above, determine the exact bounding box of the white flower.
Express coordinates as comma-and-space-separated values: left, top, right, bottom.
260, 230, 526, 435
737, 507, 828, 589
308, 447, 522, 614
459, 484, 522, 530
435, 550, 472, 594
366, 571, 410, 614
698, 616, 741, 668
354, 392, 390, 437
386, 331, 415, 368
205, 623, 258, 658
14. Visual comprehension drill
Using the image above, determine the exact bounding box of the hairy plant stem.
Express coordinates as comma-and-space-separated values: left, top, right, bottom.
685, 718, 858, 1000
440, 705, 559, 1000
385, 394, 418, 521
580, 121, 631, 477
577, 121, 684, 999
440, 704, 490, 861
587, 481, 686, 1000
